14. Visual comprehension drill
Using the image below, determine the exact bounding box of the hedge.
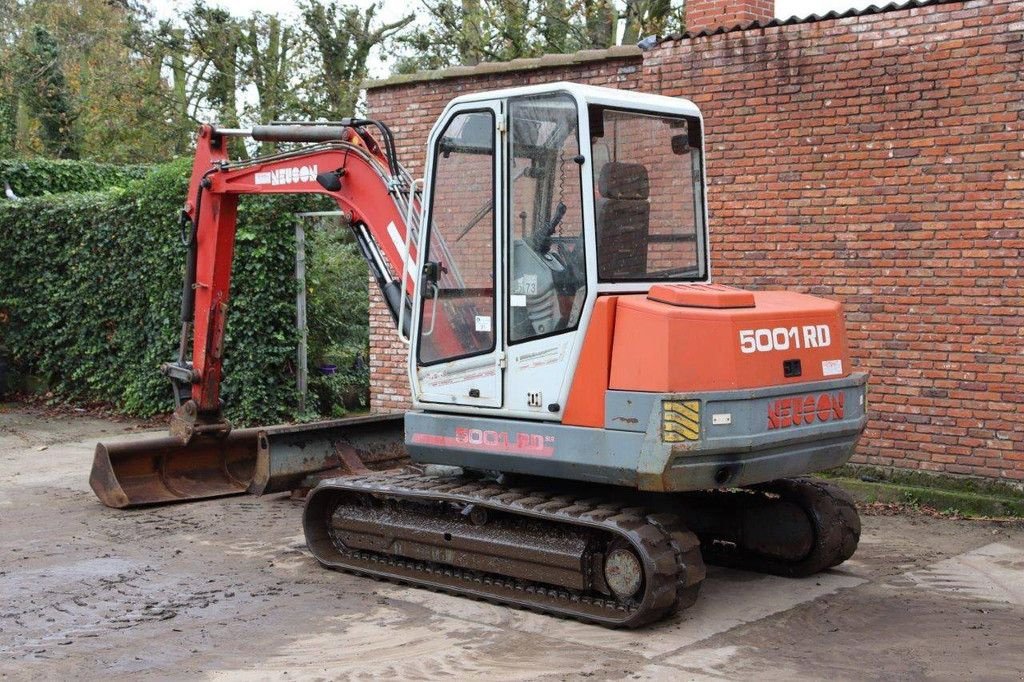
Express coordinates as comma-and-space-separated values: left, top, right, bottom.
0, 158, 339, 425
0, 158, 151, 198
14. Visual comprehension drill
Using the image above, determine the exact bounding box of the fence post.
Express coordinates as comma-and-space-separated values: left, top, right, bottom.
295, 220, 307, 412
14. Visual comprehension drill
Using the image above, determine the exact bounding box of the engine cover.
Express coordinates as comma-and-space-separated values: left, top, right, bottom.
609, 284, 852, 392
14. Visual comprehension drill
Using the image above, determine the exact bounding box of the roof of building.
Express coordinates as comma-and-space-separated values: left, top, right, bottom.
444, 81, 702, 117
365, 0, 963, 90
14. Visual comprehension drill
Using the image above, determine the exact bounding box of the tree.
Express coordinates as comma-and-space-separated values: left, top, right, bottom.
0, 0, 20, 157
185, 2, 248, 157
241, 13, 301, 152
151, 23, 199, 155
185, 5, 242, 127
14, 24, 79, 159
395, 0, 544, 72
243, 14, 295, 122
394, 0, 685, 72
300, 0, 413, 118
539, 0, 572, 55
582, 0, 617, 48
1, 0, 187, 162
621, 0, 680, 45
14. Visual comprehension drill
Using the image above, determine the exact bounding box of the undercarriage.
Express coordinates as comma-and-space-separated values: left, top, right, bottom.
303, 469, 859, 627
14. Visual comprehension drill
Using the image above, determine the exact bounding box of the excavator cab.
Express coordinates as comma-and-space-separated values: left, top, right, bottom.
410, 85, 708, 416
400, 84, 867, 496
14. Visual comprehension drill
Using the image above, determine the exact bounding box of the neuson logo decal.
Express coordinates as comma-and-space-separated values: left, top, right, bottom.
254, 164, 318, 186
768, 391, 844, 430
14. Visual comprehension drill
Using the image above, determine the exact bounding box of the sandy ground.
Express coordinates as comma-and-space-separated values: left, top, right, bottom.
1, 406, 1023, 681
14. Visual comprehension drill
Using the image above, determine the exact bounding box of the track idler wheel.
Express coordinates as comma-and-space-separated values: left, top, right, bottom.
690, 478, 861, 578
603, 545, 645, 601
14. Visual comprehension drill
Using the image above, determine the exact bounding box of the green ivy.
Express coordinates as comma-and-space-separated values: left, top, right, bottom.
303, 223, 371, 418
0, 158, 337, 425
0, 158, 150, 197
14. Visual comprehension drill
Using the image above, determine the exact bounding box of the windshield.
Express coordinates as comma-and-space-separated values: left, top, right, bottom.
588, 106, 706, 282
508, 93, 586, 343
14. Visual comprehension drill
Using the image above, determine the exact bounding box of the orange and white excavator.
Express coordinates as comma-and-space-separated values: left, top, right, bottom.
90, 83, 867, 627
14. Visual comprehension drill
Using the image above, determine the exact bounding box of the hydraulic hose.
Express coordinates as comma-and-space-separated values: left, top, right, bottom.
177, 170, 217, 366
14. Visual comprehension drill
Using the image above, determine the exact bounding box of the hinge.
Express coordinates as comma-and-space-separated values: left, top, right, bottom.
498, 351, 507, 369
496, 117, 507, 134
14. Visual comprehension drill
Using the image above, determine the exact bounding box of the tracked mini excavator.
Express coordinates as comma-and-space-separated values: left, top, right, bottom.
90, 83, 867, 627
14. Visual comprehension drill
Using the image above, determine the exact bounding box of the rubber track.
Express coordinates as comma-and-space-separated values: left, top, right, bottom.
700, 477, 861, 578
304, 471, 706, 628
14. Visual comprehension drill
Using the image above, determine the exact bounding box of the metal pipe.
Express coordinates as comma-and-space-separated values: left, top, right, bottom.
269, 120, 348, 126
251, 125, 349, 143
212, 125, 349, 142
398, 177, 424, 345
211, 127, 253, 137
295, 220, 308, 413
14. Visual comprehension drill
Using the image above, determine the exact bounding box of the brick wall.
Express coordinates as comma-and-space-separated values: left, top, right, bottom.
365, 0, 1024, 481
686, 0, 774, 34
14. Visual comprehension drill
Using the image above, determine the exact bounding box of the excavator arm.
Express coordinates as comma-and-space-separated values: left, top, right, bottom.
90, 120, 430, 508
163, 121, 420, 441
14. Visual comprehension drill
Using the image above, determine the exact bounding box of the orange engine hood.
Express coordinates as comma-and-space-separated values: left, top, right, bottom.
609, 284, 852, 392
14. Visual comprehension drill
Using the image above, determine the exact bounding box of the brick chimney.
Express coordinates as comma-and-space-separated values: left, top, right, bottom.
685, 0, 775, 34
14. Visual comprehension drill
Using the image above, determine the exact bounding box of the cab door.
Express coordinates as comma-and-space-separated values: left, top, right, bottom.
412, 102, 505, 408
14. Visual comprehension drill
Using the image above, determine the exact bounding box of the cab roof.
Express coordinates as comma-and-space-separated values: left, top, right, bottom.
445, 82, 702, 120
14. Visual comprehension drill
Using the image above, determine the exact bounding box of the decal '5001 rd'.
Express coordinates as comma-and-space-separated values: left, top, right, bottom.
739, 325, 831, 353
411, 428, 555, 457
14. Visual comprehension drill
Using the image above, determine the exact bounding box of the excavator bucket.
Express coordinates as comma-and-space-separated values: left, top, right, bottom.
89, 431, 259, 508
89, 414, 406, 509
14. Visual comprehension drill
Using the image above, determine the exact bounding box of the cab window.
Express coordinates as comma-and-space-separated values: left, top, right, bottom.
508, 94, 587, 343
417, 110, 496, 365
589, 106, 706, 282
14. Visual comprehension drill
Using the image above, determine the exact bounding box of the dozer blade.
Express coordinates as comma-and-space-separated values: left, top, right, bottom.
89, 414, 406, 509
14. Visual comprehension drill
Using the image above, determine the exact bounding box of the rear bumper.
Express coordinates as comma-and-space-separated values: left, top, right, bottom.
632, 373, 868, 491
406, 373, 868, 493
654, 432, 861, 491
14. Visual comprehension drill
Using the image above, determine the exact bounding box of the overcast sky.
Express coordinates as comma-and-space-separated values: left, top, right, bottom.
155, 0, 878, 77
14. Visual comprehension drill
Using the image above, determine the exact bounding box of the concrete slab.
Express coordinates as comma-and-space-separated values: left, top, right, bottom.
901, 542, 1024, 607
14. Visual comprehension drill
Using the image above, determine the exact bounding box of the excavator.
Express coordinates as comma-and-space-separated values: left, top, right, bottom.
90, 83, 867, 628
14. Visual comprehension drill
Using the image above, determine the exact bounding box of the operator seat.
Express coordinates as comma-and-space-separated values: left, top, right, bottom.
595, 161, 650, 279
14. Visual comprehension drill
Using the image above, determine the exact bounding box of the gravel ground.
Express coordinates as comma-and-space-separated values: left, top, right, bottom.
2, 405, 1023, 681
